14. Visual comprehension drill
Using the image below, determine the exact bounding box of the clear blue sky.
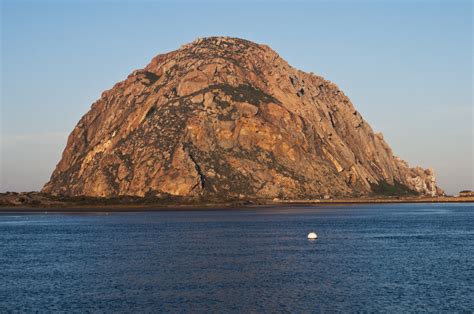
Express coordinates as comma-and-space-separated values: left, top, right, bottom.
1, 0, 472, 195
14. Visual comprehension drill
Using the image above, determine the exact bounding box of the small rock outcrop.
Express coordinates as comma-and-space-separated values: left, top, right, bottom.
42, 37, 443, 199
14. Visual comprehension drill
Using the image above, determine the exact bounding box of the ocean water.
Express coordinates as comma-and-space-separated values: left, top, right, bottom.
1, 203, 473, 312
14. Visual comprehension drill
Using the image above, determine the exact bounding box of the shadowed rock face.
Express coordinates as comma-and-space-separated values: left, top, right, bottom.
43, 37, 443, 199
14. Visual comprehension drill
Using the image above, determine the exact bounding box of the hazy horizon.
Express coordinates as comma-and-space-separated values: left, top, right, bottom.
1, 0, 472, 195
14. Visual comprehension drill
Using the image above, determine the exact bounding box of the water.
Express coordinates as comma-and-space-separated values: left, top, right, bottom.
1, 203, 473, 312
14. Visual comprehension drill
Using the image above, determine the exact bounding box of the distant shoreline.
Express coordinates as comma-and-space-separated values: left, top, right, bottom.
0, 194, 472, 213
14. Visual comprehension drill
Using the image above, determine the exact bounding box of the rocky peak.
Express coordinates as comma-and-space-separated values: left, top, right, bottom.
42, 37, 443, 199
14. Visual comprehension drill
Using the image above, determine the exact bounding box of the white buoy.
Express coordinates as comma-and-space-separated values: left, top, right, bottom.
307, 232, 318, 240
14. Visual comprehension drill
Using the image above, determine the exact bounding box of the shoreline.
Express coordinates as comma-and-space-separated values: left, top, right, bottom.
0, 196, 472, 213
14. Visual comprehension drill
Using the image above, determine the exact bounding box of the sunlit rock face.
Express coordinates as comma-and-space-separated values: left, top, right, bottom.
42, 37, 443, 198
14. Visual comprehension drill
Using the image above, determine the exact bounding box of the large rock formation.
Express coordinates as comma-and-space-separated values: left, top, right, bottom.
43, 37, 443, 199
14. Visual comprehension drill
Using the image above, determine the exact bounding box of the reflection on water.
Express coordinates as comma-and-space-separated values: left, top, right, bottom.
0, 203, 473, 311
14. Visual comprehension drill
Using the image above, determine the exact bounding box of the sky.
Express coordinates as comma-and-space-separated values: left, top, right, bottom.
1, 0, 472, 195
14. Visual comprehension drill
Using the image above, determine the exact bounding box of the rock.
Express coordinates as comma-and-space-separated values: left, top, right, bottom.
42, 36, 443, 199
156, 144, 203, 196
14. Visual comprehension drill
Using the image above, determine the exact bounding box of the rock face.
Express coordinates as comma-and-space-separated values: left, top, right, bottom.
43, 37, 443, 199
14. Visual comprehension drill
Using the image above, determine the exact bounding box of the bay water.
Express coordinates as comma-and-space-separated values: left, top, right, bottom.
1, 203, 473, 312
